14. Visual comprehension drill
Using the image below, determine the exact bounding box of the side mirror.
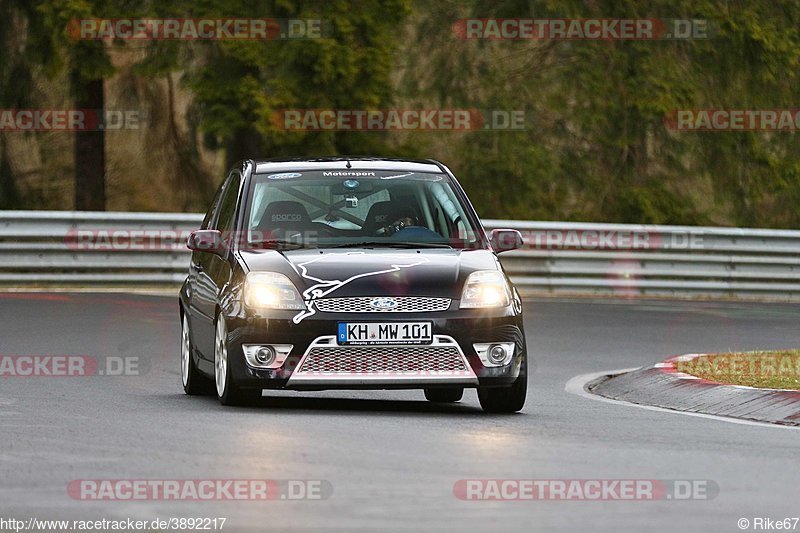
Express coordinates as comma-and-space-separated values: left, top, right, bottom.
187, 230, 224, 255
489, 229, 524, 253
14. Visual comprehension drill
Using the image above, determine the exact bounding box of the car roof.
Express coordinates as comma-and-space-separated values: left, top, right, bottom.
252, 157, 445, 175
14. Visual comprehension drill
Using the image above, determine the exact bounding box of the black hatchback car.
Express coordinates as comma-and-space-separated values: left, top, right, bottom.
179, 157, 528, 412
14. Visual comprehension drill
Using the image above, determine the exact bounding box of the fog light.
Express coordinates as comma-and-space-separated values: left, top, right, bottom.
255, 346, 276, 366
488, 344, 507, 364
473, 342, 515, 367
242, 344, 293, 369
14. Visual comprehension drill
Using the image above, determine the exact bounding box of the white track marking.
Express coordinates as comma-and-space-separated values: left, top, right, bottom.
565, 368, 800, 431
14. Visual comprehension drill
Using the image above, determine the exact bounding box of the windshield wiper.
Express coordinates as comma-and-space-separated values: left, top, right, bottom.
247, 239, 308, 250
328, 241, 452, 249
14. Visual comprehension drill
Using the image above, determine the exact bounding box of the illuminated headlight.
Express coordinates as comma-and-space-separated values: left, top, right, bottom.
459, 271, 511, 308
244, 272, 305, 310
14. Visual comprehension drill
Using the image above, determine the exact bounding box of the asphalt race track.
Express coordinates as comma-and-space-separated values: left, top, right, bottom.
1, 293, 798, 532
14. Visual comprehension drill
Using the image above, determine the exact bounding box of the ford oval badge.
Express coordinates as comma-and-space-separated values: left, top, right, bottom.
371, 297, 398, 309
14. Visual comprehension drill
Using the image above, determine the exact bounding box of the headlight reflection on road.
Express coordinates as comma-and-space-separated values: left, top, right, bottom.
456, 429, 520, 454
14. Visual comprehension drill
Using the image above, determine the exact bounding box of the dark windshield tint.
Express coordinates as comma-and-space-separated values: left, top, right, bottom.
243, 170, 483, 249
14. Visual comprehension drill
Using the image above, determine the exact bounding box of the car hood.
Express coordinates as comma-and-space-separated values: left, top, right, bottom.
238, 248, 501, 299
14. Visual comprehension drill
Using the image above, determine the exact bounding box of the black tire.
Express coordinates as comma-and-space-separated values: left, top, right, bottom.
214, 315, 262, 406
424, 387, 464, 403
219, 376, 262, 407
478, 358, 527, 413
181, 313, 213, 395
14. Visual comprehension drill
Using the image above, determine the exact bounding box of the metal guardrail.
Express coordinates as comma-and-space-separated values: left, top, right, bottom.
484, 219, 800, 299
1, 211, 799, 299
0, 211, 200, 286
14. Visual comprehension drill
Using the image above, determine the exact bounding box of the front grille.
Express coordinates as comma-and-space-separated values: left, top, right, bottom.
313, 297, 451, 313
296, 345, 467, 374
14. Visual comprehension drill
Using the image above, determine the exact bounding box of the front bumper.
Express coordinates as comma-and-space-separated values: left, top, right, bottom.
287, 334, 478, 387
223, 308, 526, 391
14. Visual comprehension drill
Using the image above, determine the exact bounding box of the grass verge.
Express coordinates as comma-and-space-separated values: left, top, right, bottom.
674, 350, 800, 390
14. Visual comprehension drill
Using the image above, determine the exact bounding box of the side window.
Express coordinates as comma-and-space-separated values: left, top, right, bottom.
214, 173, 242, 233
201, 181, 226, 230
428, 182, 472, 240
423, 187, 449, 238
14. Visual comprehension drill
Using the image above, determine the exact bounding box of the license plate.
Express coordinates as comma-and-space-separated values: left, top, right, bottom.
337, 322, 432, 345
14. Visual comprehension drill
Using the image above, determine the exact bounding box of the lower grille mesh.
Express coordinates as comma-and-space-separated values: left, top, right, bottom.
297, 345, 467, 374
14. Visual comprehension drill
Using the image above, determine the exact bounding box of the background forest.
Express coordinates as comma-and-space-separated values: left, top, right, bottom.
2, 0, 800, 228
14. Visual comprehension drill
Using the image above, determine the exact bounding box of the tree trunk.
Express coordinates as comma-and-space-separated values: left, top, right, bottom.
72, 75, 105, 211
0, 136, 21, 208
226, 126, 264, 171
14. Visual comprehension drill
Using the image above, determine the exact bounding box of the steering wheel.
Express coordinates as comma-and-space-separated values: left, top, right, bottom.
378, 215, 421, 237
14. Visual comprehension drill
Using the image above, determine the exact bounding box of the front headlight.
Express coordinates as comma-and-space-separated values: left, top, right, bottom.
459, 270, 511, 308
244, 272, 305, 310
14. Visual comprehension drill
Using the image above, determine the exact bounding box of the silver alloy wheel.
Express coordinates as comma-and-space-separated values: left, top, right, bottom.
214, 317, 228, 398
181, 315, 190, 387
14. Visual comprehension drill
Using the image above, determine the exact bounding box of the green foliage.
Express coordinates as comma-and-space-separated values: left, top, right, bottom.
2, 0, 800, 226
183, 0, 411, 158
401, 0, 800, 227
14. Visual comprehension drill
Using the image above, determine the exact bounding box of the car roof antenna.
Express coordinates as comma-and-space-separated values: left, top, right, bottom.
345, 159, 352, 168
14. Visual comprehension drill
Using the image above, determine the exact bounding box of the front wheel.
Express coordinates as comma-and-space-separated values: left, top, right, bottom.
214, 315, 262, 406
424, 387, 464, 403
182, 313, 212, 395
477, 359, 527, 413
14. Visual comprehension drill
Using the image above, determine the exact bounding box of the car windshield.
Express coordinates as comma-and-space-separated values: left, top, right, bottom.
243, 170, 484, 249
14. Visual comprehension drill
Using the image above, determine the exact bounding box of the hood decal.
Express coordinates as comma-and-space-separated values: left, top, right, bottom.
291, 252, 429, 324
